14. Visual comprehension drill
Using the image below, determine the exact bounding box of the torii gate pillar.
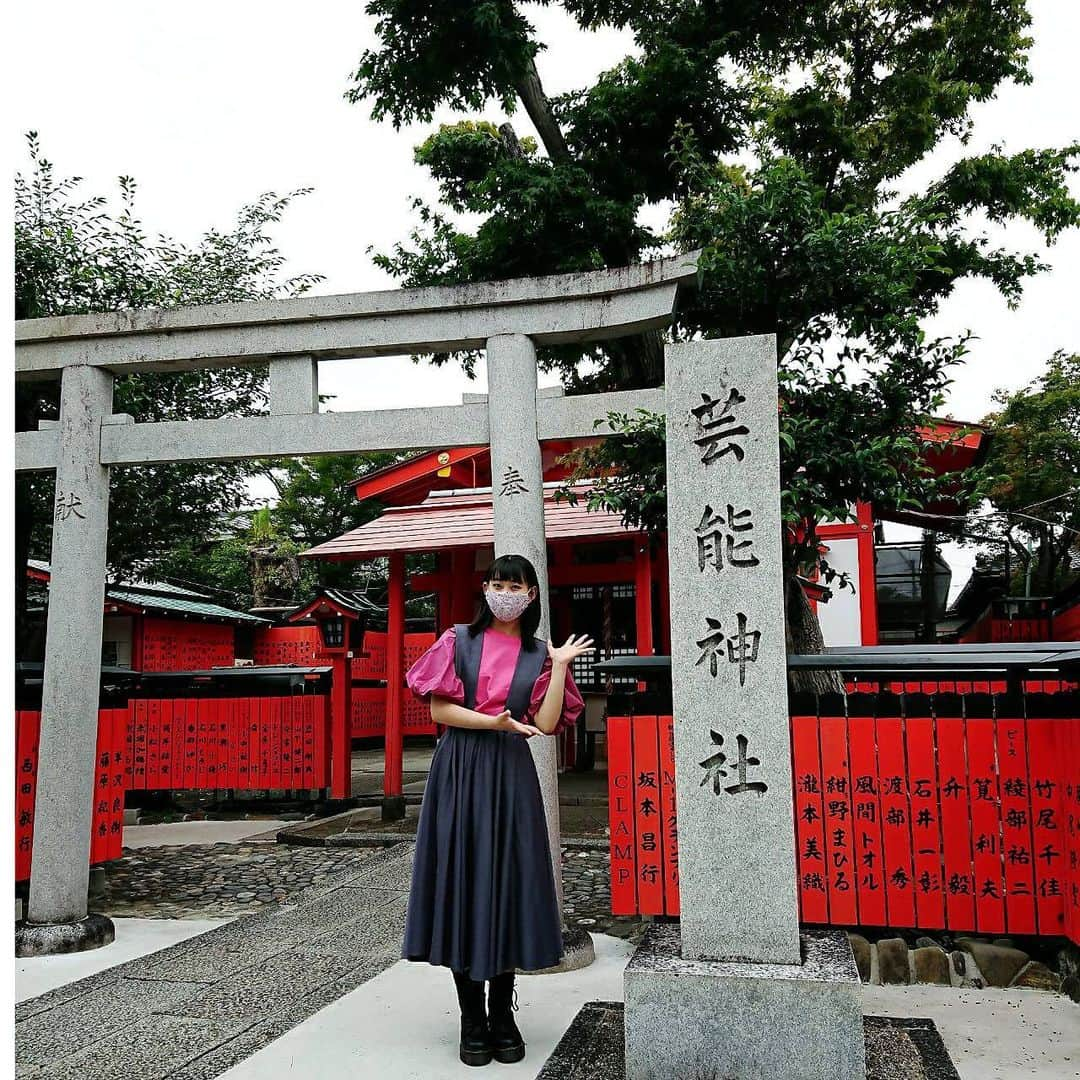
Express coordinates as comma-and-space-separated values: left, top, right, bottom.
487, 333, 594, 972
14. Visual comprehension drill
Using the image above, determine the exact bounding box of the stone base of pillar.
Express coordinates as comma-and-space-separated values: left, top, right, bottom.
523, 925, 596, 975
380, 795, 407, 822
624, 924, 864, 1080
15, 912, 115, 957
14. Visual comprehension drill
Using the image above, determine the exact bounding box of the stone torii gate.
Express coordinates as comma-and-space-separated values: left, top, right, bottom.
14, 255, 698, 954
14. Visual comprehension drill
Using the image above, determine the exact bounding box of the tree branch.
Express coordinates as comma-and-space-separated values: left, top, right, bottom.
513, 56, 572, 165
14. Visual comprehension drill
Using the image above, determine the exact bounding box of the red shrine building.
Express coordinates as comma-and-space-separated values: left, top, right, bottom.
23, 559, 271, 668
299, 419, 990, 715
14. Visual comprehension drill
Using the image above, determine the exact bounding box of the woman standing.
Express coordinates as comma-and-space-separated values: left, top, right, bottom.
402, 553, 593, 1066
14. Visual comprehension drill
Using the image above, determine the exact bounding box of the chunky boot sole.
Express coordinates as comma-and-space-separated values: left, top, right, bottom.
492, 1042, 525, 1064
460, 1045, 493, 1067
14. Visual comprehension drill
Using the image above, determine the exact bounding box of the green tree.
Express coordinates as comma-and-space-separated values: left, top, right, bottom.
972, 352, 1080, 596
347, 2, 1078, 681
14, 132, 324, 648
152, 452, 414, 615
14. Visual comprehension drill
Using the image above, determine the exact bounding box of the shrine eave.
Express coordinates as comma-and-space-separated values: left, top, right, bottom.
299, 489, 644, 561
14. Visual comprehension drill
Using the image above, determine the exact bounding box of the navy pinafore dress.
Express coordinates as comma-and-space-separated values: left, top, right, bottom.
400, 624, 565, 980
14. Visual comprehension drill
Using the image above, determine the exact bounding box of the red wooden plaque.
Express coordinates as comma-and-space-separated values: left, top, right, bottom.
631, 716, 664, 915
820, 714, 857, 925
848, 714, 887, 926
791, 713, 828, 923
906, 714, 946, 929
935, 713, 976, 930
996, 716, 1037, 933
606, 716, 637, 916
968, 715, 1006, 934
876, 715, 916, 927
658, 715, 679, 916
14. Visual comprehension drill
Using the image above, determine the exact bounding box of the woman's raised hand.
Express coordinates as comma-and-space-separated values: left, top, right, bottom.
547, 633, 595, 667
492, 709, 543, 738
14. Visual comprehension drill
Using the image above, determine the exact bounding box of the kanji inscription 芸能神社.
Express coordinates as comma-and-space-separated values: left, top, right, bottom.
663, 336, 801, 965
624, 334, 865, 1080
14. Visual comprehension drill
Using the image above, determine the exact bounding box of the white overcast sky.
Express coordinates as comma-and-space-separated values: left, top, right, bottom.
10, 1, 1080, 597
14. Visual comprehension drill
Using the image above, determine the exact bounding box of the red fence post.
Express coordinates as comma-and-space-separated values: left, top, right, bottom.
329, 655, 351, 799
383, 551, 406, 817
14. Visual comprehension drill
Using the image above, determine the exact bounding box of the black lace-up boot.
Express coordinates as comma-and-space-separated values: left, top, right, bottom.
452, 970, 492, 1066
487, 970, 525, 1063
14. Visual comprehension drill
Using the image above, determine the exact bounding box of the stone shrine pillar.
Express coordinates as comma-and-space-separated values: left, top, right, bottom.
623, 336, 864, 1079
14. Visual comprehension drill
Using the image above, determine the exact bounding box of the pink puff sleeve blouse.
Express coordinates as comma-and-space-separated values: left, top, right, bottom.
405, 626, 585, 737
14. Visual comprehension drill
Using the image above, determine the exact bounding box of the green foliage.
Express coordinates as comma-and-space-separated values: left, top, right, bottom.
347, 2, 1078, 622
14, 132, 324, 589
973, 352, 1080, 595
260, 452, 403, 589
345, 1, 541, 123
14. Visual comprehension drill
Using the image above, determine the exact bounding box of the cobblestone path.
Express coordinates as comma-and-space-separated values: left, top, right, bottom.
99, 843, 381, 919
97, 840, 645, 942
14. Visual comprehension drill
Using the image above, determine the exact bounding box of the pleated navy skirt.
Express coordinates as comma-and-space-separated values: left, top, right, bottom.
401, 725, 564, 980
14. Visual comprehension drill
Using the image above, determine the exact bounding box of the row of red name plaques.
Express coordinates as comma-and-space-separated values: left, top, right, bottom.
140, 619, 234, 672
791, 695, 1073, 939
353, 684, 439, 738
127, 696, 329, 792
844, 680, 1079, 696
352, 687, 387, 737
352, 630, 436, 682
251, 626, 321, 666
604, 700, 1076, 945
16, 710, 127, 882
606, 716, 678, 916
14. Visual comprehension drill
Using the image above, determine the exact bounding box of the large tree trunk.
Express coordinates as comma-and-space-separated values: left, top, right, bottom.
784, 570, 844, 695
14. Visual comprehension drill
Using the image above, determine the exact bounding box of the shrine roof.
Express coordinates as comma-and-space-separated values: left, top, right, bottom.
105, 586, 271, 625
299, 481, 643, 561
29, 560, 269, 624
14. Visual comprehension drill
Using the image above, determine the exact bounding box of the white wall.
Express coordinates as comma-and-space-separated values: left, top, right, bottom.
816, 538, 864, 647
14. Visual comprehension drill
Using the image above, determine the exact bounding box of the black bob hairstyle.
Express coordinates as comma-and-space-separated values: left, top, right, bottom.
465, 553, 542, 650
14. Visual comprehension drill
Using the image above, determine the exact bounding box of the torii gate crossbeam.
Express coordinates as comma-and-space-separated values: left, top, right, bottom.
13, 254, 698, 955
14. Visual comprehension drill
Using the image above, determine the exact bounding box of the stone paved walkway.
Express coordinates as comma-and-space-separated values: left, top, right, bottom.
16, 844, 411, 1079
18, 839, 644, 1078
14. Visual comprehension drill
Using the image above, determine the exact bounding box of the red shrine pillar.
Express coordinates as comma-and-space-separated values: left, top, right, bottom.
450, 548, 474, 623
634, 539, 654, 692
383, 550, 406, 820
329, 645, 352, 800
435, 551, 452, 630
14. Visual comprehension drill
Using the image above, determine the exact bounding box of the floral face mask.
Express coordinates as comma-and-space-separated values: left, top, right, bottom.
484, 585, 534, 621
